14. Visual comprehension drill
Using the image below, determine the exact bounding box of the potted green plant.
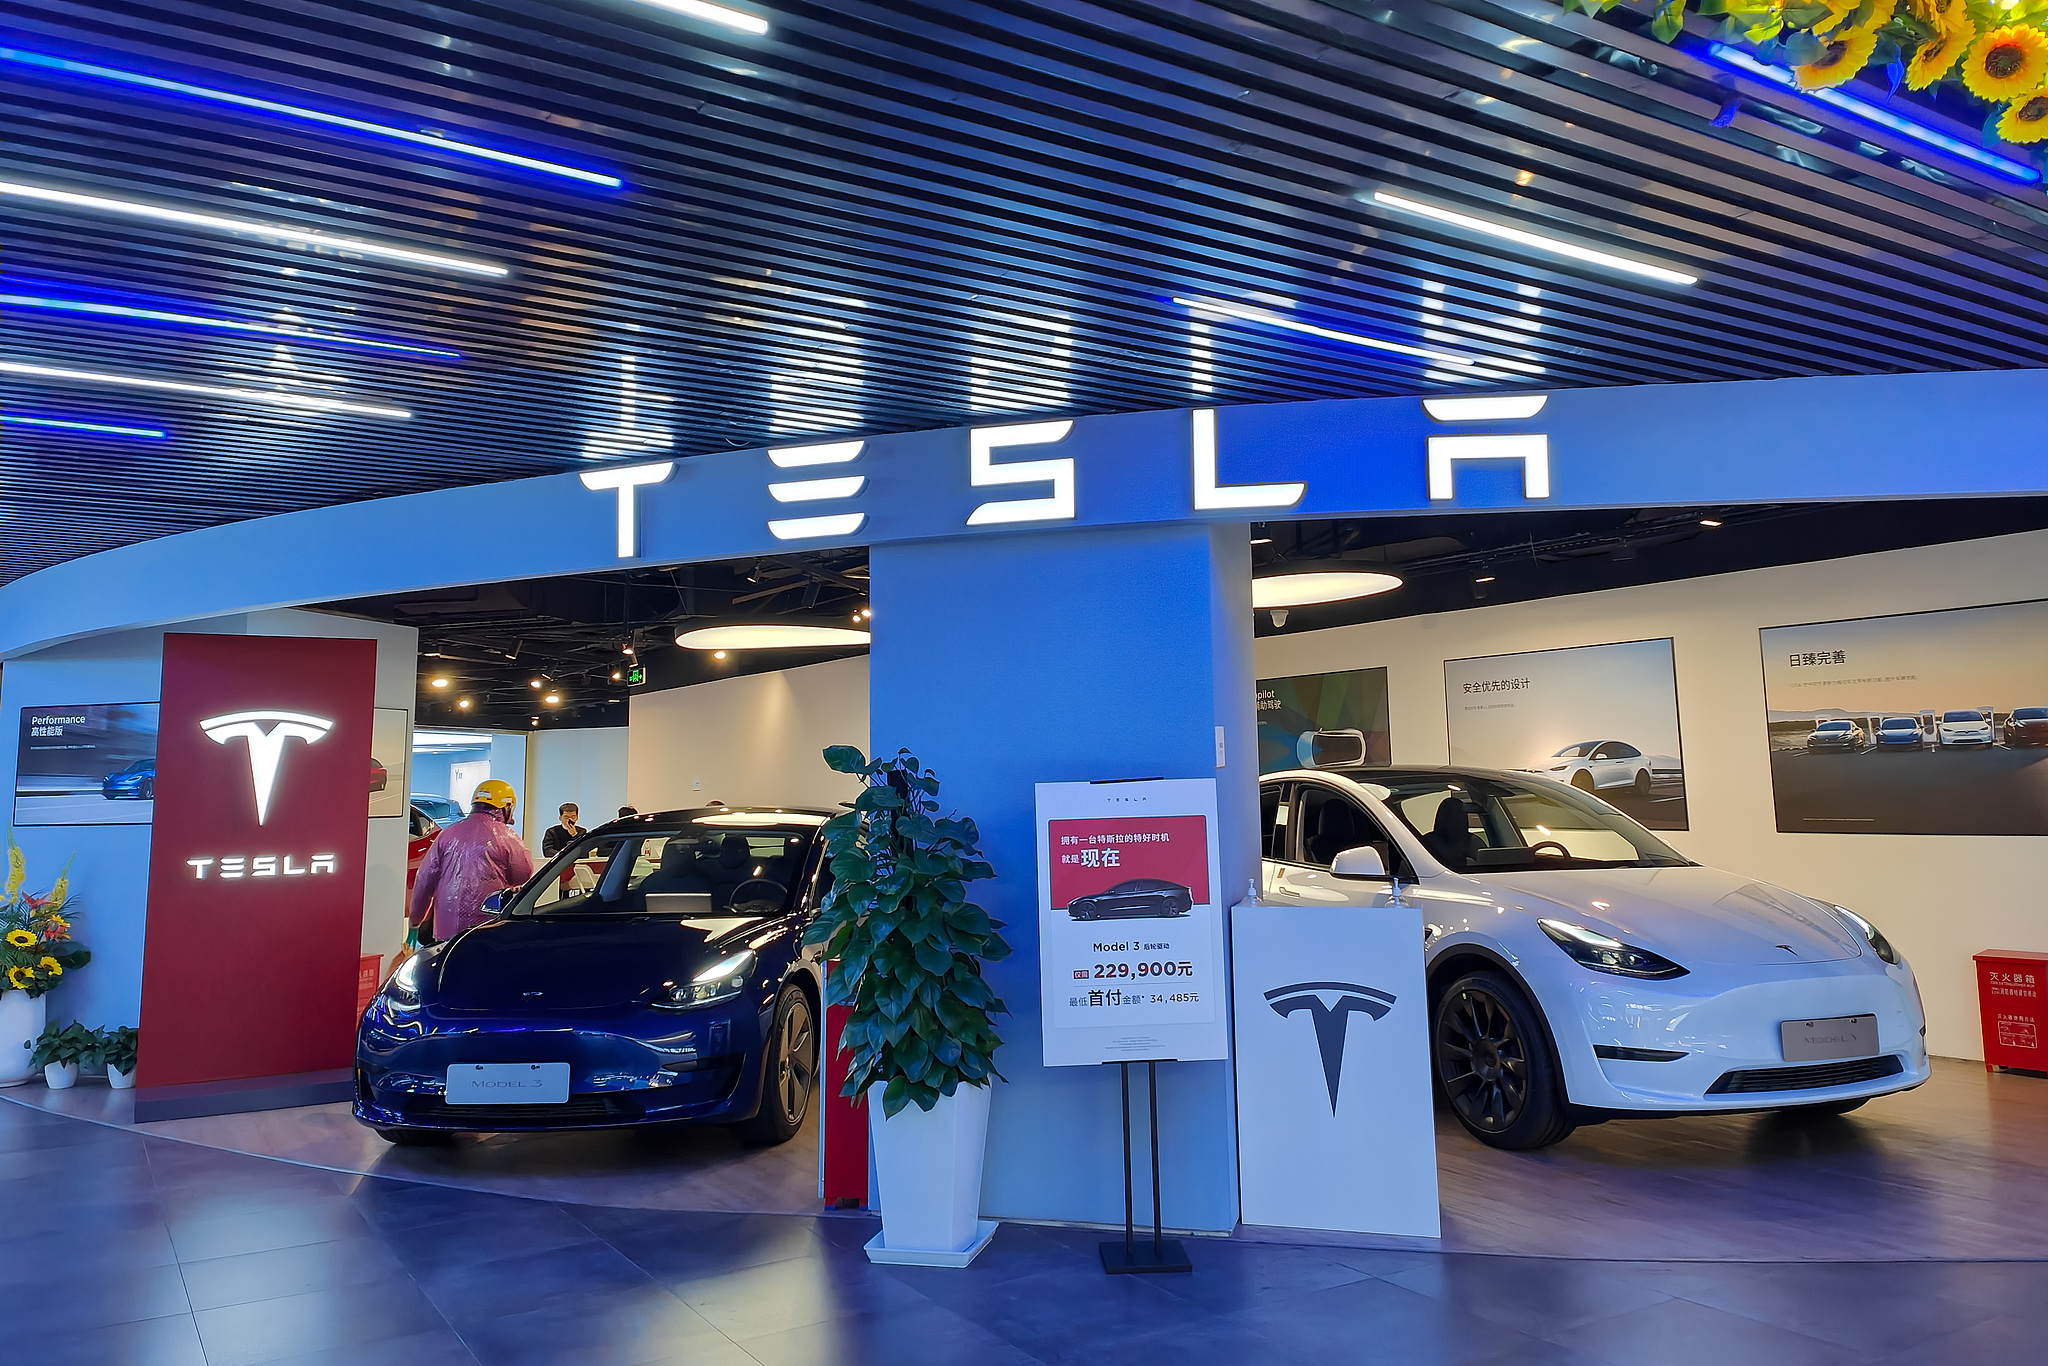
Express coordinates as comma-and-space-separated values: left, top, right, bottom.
31, 1021, 98, 1091
100, 1026, 138, 1090
1, 832, 89, 1087
805, 746, 1010, 1267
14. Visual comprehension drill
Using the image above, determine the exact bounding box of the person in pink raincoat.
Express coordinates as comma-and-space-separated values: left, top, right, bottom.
408, 779, 535, 943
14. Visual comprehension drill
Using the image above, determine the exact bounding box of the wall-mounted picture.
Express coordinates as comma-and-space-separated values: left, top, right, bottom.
14, 703, 161, 826
369, 708, 411, 818
1256, 667, 1391, 774
1761, 600, 2048, 835
1444, 639, 1688, 830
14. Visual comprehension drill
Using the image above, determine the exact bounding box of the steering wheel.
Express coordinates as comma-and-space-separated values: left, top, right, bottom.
1527, 840, 1572, 859
728, 878, 787, 907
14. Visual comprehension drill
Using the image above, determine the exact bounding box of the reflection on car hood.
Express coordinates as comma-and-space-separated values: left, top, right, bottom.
434, 913, 773, 1010
1470, 865, 1861, 966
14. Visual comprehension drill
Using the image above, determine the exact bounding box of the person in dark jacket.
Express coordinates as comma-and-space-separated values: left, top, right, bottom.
541, 803, 585, 858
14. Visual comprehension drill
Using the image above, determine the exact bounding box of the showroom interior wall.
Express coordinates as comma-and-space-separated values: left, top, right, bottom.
1255, 525, 2048, 1061
527, 727, 629, 837
626, 656, 868, 814
409, 740, 492, 807
0, 609, 417, 1032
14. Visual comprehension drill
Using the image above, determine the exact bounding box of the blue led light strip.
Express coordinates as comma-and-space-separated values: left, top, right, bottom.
0, 46, 625, 190
0, 413, 167, 438
0, 292, 463, 359
1707, 44, 2041, 185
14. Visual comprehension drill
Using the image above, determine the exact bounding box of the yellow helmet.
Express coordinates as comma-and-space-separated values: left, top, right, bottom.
471, 779, 517, 809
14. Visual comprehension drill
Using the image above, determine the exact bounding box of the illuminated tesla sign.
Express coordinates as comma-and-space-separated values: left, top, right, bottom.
199, 710, 334, 825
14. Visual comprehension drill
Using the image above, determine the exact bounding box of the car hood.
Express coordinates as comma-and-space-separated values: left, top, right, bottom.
1468, 865, 1863, 966
432, 914, 775, 1010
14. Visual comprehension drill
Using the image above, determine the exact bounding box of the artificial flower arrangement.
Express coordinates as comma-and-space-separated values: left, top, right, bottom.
1566, 0, 2048, 143
1, 832, 89, 999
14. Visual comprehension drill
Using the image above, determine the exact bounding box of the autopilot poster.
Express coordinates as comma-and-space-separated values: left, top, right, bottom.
1033, 778, 1227, 1068
1443, 639, 1688, 829
1761, 600, 2048, 835
1256, 667, 1390, 773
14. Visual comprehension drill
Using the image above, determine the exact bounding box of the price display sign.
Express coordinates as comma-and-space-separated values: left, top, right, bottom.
1033, 778, 1228, 1067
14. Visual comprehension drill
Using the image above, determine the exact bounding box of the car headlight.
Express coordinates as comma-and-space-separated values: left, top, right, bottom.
657, 950, 755, 1010
382, 952, 425, 1008
1830, 905, 1899, 966
1538, 918, 1688, 980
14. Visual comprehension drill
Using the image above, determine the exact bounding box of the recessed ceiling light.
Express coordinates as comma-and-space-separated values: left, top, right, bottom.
1699, 518, 1723, 527
456, 698, 471, 710
1251, 571, 1403, 608
529, 679, 543, 688
712, 650, 728, 660
628, 0, 770, 34
0, 178, 509, 276
612, 670, 623, 680
543, 693, 561, 705
1369, 192, 1698, 286
677, 624, 873, 650
429, 677, 449, 688
0, 292, 462, 358
0, 413, 165, 438
1473, 575, 1497, 584
0, 361, 409, 417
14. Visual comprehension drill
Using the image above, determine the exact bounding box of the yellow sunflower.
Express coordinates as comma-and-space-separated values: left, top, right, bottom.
1909, 0, 1965, 29
1797, 29, 1880, 88
5, 966, 30, 991
1831, 0, 1897, 39
1997, 89, 2048, 141
1965, 26, 2048, 101
1907, 20, 1976, 88
4, 929, 35, 949
37, 957, 61, 977
1812, 0, 1860, 33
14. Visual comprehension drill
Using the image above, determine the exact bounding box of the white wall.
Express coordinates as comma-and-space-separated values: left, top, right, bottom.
1256, 528, 2048, 1063
528, 727, 629, 841
628, 656, 867, 814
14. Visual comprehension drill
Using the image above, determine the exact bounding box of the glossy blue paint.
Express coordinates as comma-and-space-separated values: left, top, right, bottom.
867, 523, 1258, 1231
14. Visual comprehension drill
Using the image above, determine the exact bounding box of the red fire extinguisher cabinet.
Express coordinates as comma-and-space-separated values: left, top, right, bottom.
1973, 950, 2048, 1073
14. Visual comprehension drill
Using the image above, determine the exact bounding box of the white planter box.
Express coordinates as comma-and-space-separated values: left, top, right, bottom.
44, 1061, 79, 1090
864, 1080, 997, 1267
107, 1065, 135, 1090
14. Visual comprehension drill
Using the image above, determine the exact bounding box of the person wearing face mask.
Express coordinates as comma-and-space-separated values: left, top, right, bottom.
408, 779, 535, 944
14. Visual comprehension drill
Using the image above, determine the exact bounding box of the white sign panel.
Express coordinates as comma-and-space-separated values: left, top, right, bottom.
1034, 778, 1228, 1067
1231, 901, 1440, 1238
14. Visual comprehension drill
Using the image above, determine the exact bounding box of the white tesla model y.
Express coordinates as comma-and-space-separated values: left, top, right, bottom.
1259, 767, 1928, 1150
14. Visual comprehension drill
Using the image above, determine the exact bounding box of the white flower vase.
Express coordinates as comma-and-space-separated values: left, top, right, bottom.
107, 1066, 135, 1090
864, 1080, 998, 1267
43, 1061, 78, 1090
0, 991, 45, 1087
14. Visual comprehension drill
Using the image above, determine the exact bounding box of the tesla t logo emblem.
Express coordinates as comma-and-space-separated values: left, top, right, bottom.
200, 711, 335, 825
1423, 396, 1550, 501
1266, 980, 1397, 1113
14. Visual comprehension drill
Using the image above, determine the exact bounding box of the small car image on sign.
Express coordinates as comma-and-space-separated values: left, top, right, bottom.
1066, 878, 1194, 921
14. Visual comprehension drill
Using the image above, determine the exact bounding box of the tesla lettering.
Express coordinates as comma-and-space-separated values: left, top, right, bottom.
1191, 408, 1304, 510
187, 854, 338, 880
1423, 395, 1550, 501
199, 710, 334, 825
766, 439, 866, 540
581, 461, 675, 558
966, 420, 1075, 525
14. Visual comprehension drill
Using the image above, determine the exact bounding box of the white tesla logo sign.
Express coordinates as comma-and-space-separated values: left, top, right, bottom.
199, 711, 335, 825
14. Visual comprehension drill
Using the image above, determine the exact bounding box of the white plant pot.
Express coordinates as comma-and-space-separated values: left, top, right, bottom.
43, 1061, 78, 1090
107, 1065, 135, 1090
865, 1079, 998, 1267
0, 991, 45, 1087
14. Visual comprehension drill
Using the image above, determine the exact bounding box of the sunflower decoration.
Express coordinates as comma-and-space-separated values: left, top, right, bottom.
1907, 19, 1977, 89
1998, 89, 2048, 141
1964, 26, 2048, 101
37, 957, 62, 979
6, 966, 31, 992
1, 842, 89, 998
4, 929, 35, 950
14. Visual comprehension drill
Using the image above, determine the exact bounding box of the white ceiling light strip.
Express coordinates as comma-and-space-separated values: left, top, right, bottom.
0, 179, 509, 277
0, 361, 411, 418
1370, 192, 1698, 287
629, 1, 770, 35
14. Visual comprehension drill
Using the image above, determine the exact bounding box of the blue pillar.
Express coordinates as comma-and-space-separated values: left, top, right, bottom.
868, 521, 1258, 1231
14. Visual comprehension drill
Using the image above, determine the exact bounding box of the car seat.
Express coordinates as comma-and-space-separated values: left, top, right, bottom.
1420, 796, 1481, 869
1308, 799, 1390, 870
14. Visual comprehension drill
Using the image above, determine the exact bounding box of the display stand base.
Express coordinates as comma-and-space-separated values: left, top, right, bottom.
1100, 1238, 1192, 1274
863, 1220, 999, 1268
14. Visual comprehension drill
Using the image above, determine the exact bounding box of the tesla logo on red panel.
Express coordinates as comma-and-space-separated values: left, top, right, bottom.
199, 710, 334, 824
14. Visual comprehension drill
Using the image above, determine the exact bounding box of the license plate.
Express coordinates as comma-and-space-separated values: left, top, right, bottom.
1780, 1015, 1877, 1063
444, 1062, 570, 1105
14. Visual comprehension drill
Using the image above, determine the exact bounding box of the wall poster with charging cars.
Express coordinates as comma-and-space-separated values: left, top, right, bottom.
1255, 667, 1390, 774
1033, 778, 1228, 1067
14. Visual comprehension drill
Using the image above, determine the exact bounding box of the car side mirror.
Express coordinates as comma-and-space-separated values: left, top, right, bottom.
1330, 845, 1389, 880
481, 890, 507, 916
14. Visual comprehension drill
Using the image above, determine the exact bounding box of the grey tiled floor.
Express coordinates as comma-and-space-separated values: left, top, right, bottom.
5, 1101, 2045, 1366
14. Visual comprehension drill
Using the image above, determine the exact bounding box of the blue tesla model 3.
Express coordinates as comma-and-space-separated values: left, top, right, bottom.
355, 808, 827, 1146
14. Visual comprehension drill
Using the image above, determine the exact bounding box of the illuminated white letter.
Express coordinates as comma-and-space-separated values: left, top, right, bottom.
187, 857, 213, 879
1191, 408, 1303, 511
767, 440, 867, 540
580, 461, 675, 557
1424, 395, 1550, 501
967, 420, 1075, 526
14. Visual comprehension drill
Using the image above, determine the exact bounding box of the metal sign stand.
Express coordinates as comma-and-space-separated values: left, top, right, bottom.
1100, 1059, 1192, 1274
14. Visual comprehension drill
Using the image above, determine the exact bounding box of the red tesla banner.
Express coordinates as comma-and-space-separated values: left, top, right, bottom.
138, 633, 377, 1089
1046, 815, 1210, 909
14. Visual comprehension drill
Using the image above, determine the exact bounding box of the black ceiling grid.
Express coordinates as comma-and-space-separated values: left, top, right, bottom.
5, 0, 2047, 585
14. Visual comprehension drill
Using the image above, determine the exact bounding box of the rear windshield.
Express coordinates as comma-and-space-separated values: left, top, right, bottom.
509, 818, 819, 917
1943, 711, 1983, 723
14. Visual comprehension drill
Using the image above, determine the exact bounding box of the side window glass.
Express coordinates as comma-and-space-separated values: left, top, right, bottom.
1612, 743, 1641, 759
522, 836, 626, 913
1259, 785, 1284, 860
1297, 786, 1400, 873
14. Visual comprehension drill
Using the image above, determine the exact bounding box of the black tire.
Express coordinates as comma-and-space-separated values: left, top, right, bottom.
1433, 971, 1576, 1151
1570, 771, 1595, 792
375, 1126, 452, 1146
1633, 769, 1651, 797
739, 983, 817, 1146
142, 779, 154, 800
1784, 1097, 1867, 1119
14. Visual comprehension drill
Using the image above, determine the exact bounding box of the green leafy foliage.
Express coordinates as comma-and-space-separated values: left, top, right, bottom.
1651, 0, 1689, 42
31, 1021, 99, 1068
804, 746, 1010, 1117
98, 1025, 138, 1074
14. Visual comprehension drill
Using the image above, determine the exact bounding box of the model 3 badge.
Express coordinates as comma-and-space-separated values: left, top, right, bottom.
1266, 981, 1397, 1113
199, 710, 335, 824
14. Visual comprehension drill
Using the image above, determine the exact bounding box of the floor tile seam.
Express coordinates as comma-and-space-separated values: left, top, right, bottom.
196, 1259, 486, 1366
555, 1197, 789, 1360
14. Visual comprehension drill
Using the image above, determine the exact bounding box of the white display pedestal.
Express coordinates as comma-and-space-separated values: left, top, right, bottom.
1230, 900, 1441, 1239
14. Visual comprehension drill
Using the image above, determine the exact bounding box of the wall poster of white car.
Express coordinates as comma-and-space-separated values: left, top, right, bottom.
1443, 638, 1688, 830
1762, 600, 2048, 835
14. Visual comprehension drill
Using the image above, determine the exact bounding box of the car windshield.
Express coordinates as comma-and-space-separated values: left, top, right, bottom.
1363, 771, 1690, 873
1943, 710, 1982, 723
2013, 708, 2048, 721
1879, 717, 1916, 729
1550, 743, 1597, 758
1816, 721, 1852, 731
119, 758, 153, 773
507, 815, 820, 918
411, 796, 463, 825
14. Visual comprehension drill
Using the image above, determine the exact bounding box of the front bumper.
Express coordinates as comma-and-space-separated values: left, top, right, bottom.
353, 993, 771, 1132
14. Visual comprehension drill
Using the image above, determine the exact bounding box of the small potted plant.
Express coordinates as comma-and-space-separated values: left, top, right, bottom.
100, 1026, 138, 1090
805, 746, 1009, 1267
1, 833, 89, 1087
31, 1021, 98, 1090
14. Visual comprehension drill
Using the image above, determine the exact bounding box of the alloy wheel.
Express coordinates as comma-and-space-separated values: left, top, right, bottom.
776, 995, 816, 1124
1437, 987, 1530, 1134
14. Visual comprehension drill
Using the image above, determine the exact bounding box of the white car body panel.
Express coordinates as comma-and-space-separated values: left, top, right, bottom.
1261, 768, 1930, 1115
1528, 740, 1678, 792
1935, 714, 1994, 747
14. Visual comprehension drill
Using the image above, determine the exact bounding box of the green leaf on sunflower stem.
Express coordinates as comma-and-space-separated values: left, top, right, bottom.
1782, 30, 1828, 64
1697, 0, 1729, 15
1713, 14, 1745, 37
1781, 1, 1832, 24
1651, 0, 1687, 41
